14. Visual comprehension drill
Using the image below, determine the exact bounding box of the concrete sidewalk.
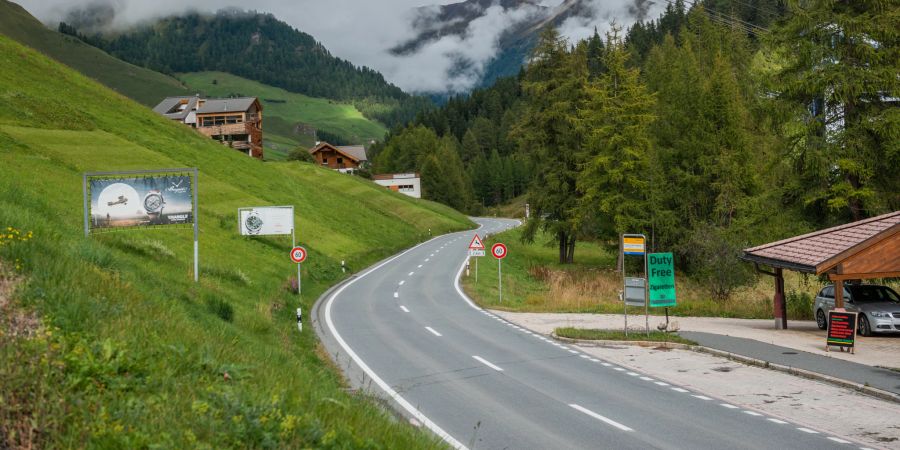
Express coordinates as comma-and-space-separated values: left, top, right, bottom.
494, 311, 900, 396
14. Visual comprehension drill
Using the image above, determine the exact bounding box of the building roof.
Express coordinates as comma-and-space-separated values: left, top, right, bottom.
195, 97, 259, 114
309, 142, 368, 162
742, 211, 900, 274
152, 96, 199, 120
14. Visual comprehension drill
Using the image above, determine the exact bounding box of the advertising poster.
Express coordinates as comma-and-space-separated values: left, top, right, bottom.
238, 206, 294, 236
89, 174, 194, 231
827, 311, 857, 350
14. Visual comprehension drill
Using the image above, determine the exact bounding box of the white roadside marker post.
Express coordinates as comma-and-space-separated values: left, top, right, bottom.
296, 307, 302, 332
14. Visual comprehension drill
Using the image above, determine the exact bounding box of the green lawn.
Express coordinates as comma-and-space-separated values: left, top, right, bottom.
555, 328, 697, 345
0, 34, 470, 448
0, 0, 190, 106
179, 72, 388, 159
462, 227, 818, 320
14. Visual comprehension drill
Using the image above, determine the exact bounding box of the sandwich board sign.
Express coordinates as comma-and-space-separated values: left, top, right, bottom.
648, 253, 676, 307
826, 310, 857, 353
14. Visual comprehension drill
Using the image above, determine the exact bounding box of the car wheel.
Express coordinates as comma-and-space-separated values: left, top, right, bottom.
858, 315, 872, 337
816, 309, 827, 330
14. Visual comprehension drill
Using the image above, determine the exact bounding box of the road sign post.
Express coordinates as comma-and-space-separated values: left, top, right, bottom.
491, 243, 507, 303
622, 234, 649, 337
469, 234, 486, 285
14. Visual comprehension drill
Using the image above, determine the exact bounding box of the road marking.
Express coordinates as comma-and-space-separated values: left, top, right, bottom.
400, 305, 410, 313
429, 254, 434, 257
743, 411, 763, 417
323, 234, 467, 450
418, 264, 423, 268
640, 377, 653, 381
569, 404, 634, 432
399, 280, 405, 286
579, 355, 590, 359
720, 403, 739, 409
797, 428, 818, 434
559, 346, 569, 350
692, 395, 712, 401
654, 381, 669, 386
627, 372, 640, 377
601, 362, 612, 367
425, 258, 430, 262
425, 327, 442, 337
767, 418, 788, 424
568, 350, 579, 354
472, 356, 503, 371
408, 272, 415, 276
393, 292, 399, 298
614, 367, 626, 372
827, 437, 850, 444
589, 358, 600, 362
671, 387, 689, 393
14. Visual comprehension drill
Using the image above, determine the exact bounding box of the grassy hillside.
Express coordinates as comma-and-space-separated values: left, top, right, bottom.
0, 34, 470, 448
180, 72, 388, 159
0, 0, 190, 106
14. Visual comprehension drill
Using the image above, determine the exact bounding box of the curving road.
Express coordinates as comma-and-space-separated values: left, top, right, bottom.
315, 218, 857, 450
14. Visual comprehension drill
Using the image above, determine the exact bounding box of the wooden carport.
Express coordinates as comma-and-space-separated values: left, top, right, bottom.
742, 211, 900, 329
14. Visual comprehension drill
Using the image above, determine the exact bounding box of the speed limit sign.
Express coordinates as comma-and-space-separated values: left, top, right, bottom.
491, 243, 507, 259
290, 246, 307, 263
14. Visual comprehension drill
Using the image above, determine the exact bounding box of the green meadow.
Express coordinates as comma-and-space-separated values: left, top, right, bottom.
179, 72, 389, 159
0, 34, 469, 448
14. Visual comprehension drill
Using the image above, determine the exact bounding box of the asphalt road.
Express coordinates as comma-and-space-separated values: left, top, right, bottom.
315, 218, 859, 450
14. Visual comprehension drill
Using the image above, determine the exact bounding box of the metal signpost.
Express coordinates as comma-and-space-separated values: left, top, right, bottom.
290, 246, 307, 295
468, 234, 485, 283
621, 234, 649, 336
83, 168, 199, 282
491, 243, 507, 303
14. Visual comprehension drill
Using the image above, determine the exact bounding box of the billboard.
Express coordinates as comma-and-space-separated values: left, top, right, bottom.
238, 206, 294, 236
88, 173, 194, 231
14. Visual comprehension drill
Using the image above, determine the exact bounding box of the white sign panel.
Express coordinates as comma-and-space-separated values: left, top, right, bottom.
239, 206, 294, 236
469, 249, 485, 257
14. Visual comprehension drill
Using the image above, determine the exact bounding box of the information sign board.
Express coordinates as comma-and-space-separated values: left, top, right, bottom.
469, 249, 485, 257
826, 311, 857, 351
648, 253, 676, 307
623, 236, 645, 256
238, 206, 294, 236
624, 277, 646, 307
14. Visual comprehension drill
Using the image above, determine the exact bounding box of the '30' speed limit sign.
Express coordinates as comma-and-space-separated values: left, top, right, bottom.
491, 243, 508, 260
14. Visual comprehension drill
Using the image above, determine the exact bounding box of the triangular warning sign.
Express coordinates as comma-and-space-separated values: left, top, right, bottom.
468, 234, 485, 250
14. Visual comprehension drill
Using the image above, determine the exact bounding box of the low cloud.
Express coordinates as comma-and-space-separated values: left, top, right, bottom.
18, 0, 662, 93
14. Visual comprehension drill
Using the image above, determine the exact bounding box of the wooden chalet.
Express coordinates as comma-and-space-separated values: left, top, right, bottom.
309, 142, 368, 172
153, 96, 264, 159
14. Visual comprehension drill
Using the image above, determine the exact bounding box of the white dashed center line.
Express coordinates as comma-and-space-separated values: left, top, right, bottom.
408, 272, 414, 276
654, 381, 669, 386
425, 327, 442, 337
743, 411, 763, 417
691, 395, 712, 401
398, 280, 405, 286
720, 404, 739, 409
400, 305, 410, 313
569, 404, 634, 432
671, 387, 689, 393
472, 356, 503, 371
418, 264, 423, 268
393, 292, 399, 298
766, 418, 787, 425
827, 437, 850, 444
796, 428, 818, 434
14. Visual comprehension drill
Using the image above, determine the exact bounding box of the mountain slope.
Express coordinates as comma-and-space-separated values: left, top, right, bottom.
0, 33, 469, 448
76, 10, 434, 127
0, 0, 190, 106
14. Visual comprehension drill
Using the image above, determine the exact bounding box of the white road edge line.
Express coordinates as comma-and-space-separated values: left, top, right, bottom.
324, 235, 469, 450
472, 355, 503, 371
425, 326, 443, 337
400, 305, 410, 313
827, 437, 851, 444
767, 418, 787, 424
569, 404, 634, 432
796, 427, 818, 434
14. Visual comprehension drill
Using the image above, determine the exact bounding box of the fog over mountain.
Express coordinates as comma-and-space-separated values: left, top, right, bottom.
18, 0, 662, 93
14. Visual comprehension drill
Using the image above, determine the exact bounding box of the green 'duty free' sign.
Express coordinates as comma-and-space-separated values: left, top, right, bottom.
648, 252, 676, 307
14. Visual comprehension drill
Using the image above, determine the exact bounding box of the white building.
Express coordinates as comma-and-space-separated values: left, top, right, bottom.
373, 173, 421, 199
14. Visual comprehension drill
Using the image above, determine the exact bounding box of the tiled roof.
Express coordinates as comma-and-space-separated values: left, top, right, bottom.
743, 211, 900, 273
309, 142, 368, 162
152, 96, 198, 120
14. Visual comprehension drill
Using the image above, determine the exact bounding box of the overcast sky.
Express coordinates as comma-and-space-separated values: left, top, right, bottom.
18, 0, 660, 93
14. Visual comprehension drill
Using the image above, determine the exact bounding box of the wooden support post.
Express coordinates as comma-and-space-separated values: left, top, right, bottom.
835, 279, 844, 309
774, 268, 787, 329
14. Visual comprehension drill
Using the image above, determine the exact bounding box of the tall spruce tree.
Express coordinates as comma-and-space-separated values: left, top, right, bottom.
512, 27, 587, 263
769, 0, 900, 219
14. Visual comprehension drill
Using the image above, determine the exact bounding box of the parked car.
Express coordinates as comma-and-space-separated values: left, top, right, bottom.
814, 284, 900, 336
